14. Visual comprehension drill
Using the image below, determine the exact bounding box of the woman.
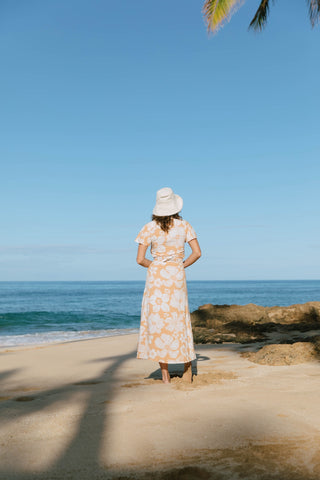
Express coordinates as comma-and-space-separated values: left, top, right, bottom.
135, 187, 201, 384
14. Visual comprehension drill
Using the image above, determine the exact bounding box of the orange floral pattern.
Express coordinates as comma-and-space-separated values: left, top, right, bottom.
135, 219, 197, 364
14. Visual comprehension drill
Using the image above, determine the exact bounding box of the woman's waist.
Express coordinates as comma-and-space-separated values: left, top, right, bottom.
152, 254, 184, 264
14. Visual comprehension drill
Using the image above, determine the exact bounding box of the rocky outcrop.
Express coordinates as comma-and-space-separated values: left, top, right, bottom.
191, 302, 320, 344
242, 336, 320, 365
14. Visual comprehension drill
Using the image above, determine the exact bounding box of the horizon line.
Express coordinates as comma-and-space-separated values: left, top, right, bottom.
0, 279, 319, 283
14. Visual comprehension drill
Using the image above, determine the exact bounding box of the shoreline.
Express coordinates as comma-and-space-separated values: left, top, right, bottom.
0, 330, 139, 353
0, 327, 139, 351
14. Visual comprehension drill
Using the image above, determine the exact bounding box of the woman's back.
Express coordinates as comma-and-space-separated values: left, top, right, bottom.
136, 218, 196, 262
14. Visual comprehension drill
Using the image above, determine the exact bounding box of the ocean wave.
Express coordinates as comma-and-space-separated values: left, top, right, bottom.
0, 328, 139, 348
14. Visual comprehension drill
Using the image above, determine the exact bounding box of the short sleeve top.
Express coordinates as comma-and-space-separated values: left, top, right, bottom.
135, 219, 197, 261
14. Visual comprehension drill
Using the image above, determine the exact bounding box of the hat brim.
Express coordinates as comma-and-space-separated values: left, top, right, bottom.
152, 194, 183, 216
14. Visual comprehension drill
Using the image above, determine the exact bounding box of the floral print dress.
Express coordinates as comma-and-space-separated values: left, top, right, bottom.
135, 218, 197, 364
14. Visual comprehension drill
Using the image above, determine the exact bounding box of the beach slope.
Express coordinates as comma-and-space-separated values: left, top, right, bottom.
1, 334, 320, 479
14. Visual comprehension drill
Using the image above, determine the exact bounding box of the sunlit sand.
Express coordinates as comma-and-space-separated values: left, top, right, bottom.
1, 334, 320, 479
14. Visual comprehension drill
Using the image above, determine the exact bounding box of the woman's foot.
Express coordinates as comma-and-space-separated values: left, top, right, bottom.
182, 362, 192, 383
161, 370, 171, 384
159, 362, 171, 384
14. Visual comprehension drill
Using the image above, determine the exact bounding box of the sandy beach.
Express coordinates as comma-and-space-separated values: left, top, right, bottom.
1, 333, 320, 479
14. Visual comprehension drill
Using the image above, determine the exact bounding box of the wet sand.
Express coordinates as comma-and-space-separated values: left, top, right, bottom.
1, 334, 320, 479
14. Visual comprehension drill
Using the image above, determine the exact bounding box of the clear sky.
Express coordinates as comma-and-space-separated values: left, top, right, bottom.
0, 0, 319, 281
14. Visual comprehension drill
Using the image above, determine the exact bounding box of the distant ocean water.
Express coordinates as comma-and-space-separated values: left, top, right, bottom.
0, 280, 319, 347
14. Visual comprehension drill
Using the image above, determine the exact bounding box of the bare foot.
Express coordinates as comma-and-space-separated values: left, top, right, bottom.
182, 362, 192, 383
161, 370, 171, 384
159, 362, 170, 384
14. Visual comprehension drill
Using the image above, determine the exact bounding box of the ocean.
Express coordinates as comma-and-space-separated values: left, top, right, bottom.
0, 280, 319, 347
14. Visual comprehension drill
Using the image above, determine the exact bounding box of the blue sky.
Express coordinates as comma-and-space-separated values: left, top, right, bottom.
0, 0, 319, 280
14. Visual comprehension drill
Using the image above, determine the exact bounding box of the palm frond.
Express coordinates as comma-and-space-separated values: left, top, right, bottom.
249, 0, 272, 31
203, 0, 244, 34
308, 0, 320, 27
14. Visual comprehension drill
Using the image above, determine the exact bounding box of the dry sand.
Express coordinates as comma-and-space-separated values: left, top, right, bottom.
1, 334, 320, 479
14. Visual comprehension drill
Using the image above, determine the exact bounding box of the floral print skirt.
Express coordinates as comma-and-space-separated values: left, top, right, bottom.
137, 259, 196, 364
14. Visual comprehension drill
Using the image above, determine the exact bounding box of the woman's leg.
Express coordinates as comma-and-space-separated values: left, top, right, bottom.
159, 362, 170, 384
182, 361, 192, 383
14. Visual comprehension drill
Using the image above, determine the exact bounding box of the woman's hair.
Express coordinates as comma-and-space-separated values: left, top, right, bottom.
152, 213, 182, 233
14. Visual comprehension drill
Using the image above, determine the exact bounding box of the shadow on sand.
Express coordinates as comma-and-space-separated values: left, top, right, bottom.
145, 353, 211, 381
0, 349, 136, 479
1, 345, 320, 479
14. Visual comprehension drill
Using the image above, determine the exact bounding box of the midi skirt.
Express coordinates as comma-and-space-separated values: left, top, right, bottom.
136, 259, 196, 364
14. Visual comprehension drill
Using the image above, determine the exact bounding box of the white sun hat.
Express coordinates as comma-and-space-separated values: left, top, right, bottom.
152, 187, 183, 216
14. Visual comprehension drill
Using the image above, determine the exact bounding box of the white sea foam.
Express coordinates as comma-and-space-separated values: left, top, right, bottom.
0, 329, 139, 347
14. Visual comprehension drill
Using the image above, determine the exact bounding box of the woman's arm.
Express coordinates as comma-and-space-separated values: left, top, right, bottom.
183, 238, 201, 268
136, 244, 152, 268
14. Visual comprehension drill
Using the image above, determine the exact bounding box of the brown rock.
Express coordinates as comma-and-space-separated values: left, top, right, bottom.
191, 303, 269, 328
191, 302, 320, 345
